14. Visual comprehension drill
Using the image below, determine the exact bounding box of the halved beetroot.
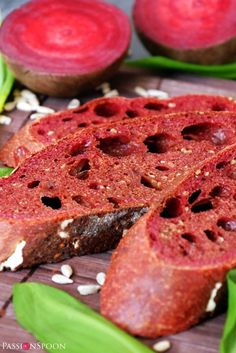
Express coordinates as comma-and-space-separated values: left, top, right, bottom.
133, 0, 236, 65
0, 0, 131, 97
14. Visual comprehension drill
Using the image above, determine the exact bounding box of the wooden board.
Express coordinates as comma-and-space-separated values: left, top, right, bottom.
0, 66, 235, 353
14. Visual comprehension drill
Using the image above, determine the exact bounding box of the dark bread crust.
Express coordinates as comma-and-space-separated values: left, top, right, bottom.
1, 94, 236, 167
101, 146, 236, 337
1, 111, 236, 270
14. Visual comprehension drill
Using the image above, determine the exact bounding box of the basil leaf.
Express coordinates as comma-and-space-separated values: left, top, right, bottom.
13, 283, 153, 353
127, 56, 236, 79
220, 269, 236, 353
0, 167, 14, 177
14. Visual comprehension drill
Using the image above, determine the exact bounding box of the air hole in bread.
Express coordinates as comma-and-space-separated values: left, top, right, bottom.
216, 161, 227, 169
72, 195, 88, 207
69, 159, 90, 180
181, 233, 196, 243
107, 197, 119, 208
97, 135, 134, 157
156, 165, 169, 171
94, 102, 120, 117
211, 104, 226, 111
141, 176, 156, 189
182, 123, 232, 145
160, 197, 183, 218
191, 198, 213, 213
144, 102, 165, 111
204, 229, 217, 242
144, 133, 174, 154
41, 196, 62, 209
210, 185, 230, 198
188, 189, 201, 204
89, 182, 99, 190
27, 180, 40, 189
70, 141, 89, 156
125, 110, 139, 118
37, 128, 45, 135
62, 118, 72, 122
73, 106, 88, 114
217, 218, 236, 231
78, 123, 88, 128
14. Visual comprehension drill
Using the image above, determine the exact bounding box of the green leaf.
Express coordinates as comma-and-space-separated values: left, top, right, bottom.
0, 167, 14, 177
127, 56, 236, 79
220, 269, 236, 353
13, 283, 153, 353
0, 64, 14, 112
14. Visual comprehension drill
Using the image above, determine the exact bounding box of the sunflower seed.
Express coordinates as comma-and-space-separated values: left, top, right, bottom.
0, 115, 12, 125
16, 100, 35, 112
51, 274, 73, 284
67, 99, 80, 109
36, 106, 55, 114
4, 101, 17, 111
30, 113, 47, 120
104, 89, 119, 98
77, 284, 101, 295
134, 86, 148, 97
96, 272, 106, 286
153, 340, 171, 352
146, 89, 169, 99
61, 264, 73, 278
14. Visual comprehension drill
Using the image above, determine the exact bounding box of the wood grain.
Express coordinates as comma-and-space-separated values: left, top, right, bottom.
1, 66, 236, 352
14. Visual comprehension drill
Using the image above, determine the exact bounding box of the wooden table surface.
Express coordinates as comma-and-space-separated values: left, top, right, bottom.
1, 65, 236, 353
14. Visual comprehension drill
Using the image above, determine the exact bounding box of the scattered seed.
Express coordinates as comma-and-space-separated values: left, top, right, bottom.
146, 89, 169, 99
168, 102, 176, 108
4, 101, 17, 111
96, 272, 106, 286
16, 100, 35, 112
0, 115, 12, 125
36, 106, 55, 114
153, 340, 171, 352
104, 89, 119, 98
77, 284, 101, 295
204, 172, 210, 176
21, 89, 37, 100
195, 169, 201, 176
230, 159, 236, 165
51, 274, 73, 284
134, 86, 148, 97
67, 98, 80, 109
96, 82, 110, 92
47, 130, 54, 136
61, 264, 73, 278
30, 112, 47, 120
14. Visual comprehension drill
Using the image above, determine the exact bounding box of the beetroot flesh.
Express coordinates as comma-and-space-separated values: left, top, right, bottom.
1, 0, 130, 74
0, 0, 131, 95
133, 0, 236, 64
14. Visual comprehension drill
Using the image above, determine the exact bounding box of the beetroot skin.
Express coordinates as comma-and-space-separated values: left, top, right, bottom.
0, 0, 131, 96
133, 0, 236, 64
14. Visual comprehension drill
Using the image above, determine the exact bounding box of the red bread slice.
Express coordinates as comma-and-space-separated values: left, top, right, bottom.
0, 0, 131, 97
1, 94, 236, 167
1, 111, 236, 270
101, 145, 236, 337
133, 0, 236, 64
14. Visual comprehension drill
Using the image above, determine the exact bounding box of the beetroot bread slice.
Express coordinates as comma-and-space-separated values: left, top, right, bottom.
100, 145, 236, 338
1, 111, 236, 271
133, 0, 236, 64
2, 94, 236, 167
0, 0, 131, 97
